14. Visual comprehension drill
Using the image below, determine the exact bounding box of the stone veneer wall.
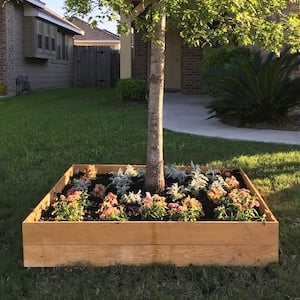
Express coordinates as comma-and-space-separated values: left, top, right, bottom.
181, 44, 202, 94
0, 7, 7, 93
133, 31, 148, 80
0, 3, 15, 95
133, 31, 202, 94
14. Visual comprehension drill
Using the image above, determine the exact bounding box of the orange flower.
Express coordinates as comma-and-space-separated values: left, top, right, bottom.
207, 187, 226, 203
66, 190, 82, 202
225, 176, 239, 190
104, 192, 118, 206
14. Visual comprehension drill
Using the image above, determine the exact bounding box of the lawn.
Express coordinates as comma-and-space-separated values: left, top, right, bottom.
0, 88, 299, 299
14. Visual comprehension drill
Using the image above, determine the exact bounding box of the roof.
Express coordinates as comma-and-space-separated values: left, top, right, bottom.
24, 0, 83, 35
71, 18, 119, 41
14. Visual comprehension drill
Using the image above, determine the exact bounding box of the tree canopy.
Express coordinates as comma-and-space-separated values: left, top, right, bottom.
64, 0, 300, 53
63, 0, 300, 192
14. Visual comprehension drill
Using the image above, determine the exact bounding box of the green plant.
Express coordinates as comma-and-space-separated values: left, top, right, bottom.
168, 196, 203, 222
52, 191, 89, 221
108, 166, 145, 195
187, 165, 209, 196
120, 190, 143, 205
115, 78, 147, 101
202, 46, 252, 96
140, 192, 167, 220
208, 49, 300, 125
0, 83, 5, 96
166, 182, 186, 201
214, 188, 266, 222
98, 192, 128, 221
165, 164, 188, 184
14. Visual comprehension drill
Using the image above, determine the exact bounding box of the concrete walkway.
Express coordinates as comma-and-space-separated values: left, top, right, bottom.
163, 93, 300, 145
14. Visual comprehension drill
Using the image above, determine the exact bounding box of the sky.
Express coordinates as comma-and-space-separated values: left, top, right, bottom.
44, 0, 118, 34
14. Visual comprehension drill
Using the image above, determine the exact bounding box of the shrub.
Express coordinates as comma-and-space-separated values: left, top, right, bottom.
115, 78, 147, 101
0, 83, 5, 96
202, 46, 252, 96
207, 49, 300, 125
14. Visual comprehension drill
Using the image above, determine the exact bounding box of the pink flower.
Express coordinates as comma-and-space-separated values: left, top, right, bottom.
167, 203, 180, 216
93, 184, 106, 198
66, 191, 82, 202
104, 192, 118, 206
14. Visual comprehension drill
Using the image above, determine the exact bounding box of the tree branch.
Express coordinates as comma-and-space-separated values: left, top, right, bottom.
132, 0, 151, 16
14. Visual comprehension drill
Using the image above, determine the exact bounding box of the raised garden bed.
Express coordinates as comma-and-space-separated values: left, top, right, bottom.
22, 164, 278, 267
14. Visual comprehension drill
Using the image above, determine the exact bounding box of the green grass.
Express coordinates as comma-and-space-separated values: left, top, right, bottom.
0, 87, 299, 299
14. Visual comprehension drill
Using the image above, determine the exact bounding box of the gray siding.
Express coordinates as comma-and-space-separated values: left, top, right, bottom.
1, 3, 75, 95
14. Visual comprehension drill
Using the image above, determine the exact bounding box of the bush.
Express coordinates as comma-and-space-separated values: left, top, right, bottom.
0, 83, 5, 96
207, 49, 300, 125
202, 46, 252, 96
116, 79, 147, 101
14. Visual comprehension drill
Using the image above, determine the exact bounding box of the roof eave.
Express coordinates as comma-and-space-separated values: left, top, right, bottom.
24, 4, 83, 35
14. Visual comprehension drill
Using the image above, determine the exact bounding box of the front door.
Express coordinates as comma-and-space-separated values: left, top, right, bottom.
165, 30, 181, 91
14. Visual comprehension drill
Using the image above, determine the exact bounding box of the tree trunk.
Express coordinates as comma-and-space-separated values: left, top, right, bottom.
144, 13, 166, 193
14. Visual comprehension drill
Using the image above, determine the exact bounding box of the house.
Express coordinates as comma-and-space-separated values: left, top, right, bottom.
0, 0, 82, 95
119, 2, 202, 94
121, 26, 202, 94
120, 1, 300, 95
133, 29, 202, 94
71, 17, 120, 50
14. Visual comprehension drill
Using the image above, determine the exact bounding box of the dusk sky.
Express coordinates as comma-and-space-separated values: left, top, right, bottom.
45, 0, 118, 34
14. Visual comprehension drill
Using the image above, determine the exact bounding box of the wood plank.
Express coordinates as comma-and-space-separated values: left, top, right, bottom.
22, 221, 278, 246
23, 244, 278, 267
22, 164, 279, 267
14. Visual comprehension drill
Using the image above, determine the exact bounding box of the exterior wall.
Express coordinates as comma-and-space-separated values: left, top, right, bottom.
181, 44, 202, 94
1, 2, 76, 95
133, 31, 148, 80
132, 30, 202, 94
0, 6, 7, 93
0, 3, 15, 95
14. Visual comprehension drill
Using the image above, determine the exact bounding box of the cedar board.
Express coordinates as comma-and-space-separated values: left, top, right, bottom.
22, 164, 279, 267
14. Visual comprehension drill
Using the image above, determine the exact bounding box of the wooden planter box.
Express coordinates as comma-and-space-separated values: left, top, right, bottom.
22, 164, 279, 267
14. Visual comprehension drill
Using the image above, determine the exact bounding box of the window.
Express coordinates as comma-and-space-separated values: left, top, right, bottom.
51, 38, 56, 52
56, 31, 70, 62
37, 19, 43, 50
24, 18, 57, 59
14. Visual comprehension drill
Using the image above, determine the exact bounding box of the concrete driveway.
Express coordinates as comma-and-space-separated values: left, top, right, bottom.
163, 93, 300, 145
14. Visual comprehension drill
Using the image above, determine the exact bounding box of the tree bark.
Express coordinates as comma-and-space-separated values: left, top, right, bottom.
144, 13, 166, 193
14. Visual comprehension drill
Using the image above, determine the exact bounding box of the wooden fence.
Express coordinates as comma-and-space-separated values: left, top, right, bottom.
73, 46, 120, 88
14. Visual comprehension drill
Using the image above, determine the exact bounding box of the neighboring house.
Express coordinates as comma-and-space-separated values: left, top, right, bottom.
71, 17, 120, 50
120, 1, 300, 95
132, 29, 202, 94
0, 0, 82, 95
120, 25, 202, 94
119, 1, 202, 94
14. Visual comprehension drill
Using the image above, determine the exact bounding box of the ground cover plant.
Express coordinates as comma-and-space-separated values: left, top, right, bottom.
0, 88, 299, 299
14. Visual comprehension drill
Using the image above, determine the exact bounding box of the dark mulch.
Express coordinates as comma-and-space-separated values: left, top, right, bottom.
222, 109, 300, 131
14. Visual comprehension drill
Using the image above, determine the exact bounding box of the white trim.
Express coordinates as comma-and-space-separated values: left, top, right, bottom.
74, 41, 120, 50
25, 0, 45, 9
75, 40, 120, 44
24, 5, 83, 35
